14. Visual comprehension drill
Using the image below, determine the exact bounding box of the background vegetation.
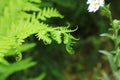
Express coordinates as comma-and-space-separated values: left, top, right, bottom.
0, 0, 120, 80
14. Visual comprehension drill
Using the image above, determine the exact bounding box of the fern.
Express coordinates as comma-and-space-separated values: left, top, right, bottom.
0, 0, 76, 60
0, 0, 77, 79
37, 7, 64, 20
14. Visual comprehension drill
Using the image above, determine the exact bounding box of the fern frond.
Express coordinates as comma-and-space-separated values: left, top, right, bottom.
29, 0, 42, 3
37, 7, 64, 20
0, 36, 16, 56
50, 30, 62, 44
63, 33, 77, 54
23, 2, 40, 11
0, 0, 76, 62
0, 0, 77, 79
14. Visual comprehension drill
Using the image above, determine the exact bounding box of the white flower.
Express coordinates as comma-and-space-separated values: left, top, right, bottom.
87, 0, 104, 12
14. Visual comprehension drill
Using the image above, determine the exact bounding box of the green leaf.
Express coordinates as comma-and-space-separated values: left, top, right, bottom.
21, 43, 36, 52
99, 50, 116, 72
0, 58, 36, 80
28, 73, 46, 80
100, 33, 113, 39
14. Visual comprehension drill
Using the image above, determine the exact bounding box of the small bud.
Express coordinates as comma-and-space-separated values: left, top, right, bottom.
113, 19, 120, 29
